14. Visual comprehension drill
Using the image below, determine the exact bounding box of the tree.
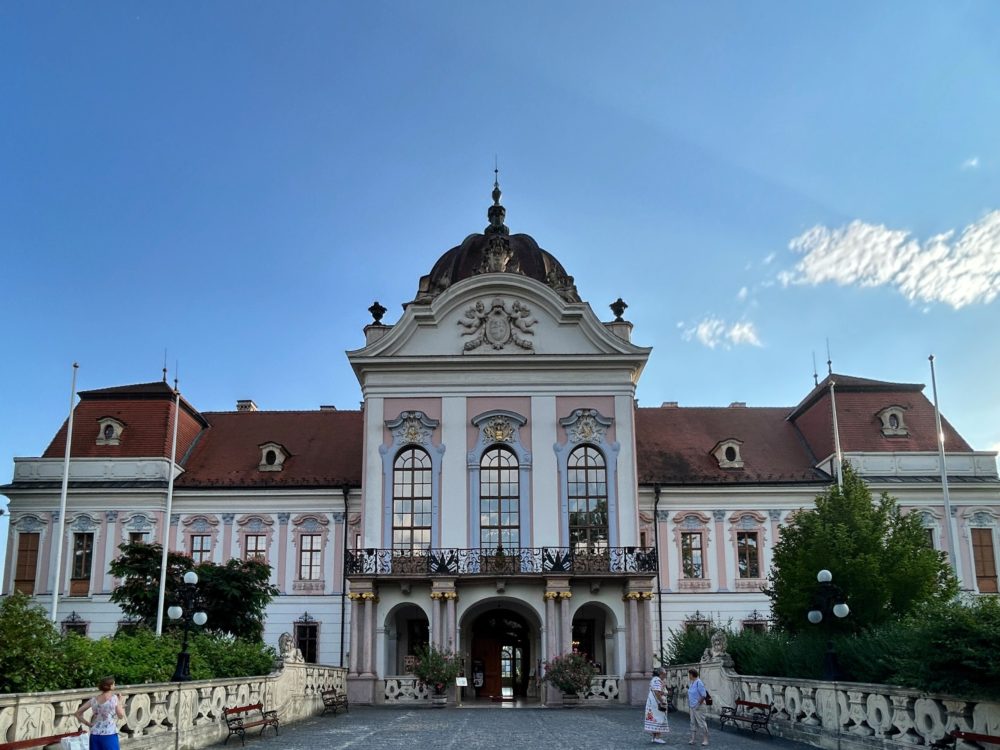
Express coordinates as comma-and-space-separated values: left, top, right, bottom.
764, 465, 957, 633
0, 592, 67, 693
109, 542, 278, 641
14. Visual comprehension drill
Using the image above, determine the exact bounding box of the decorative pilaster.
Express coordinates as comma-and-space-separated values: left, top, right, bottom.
362, 592, 377, 676
348, 593, 361, 675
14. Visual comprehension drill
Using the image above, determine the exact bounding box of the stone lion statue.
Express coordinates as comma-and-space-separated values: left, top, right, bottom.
278, 632, 304, 663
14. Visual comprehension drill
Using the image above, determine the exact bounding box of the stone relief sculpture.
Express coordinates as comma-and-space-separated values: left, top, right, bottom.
458, 297, 537, 352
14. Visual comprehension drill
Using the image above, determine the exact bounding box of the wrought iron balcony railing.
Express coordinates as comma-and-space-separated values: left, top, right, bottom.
345, 546, 657, 578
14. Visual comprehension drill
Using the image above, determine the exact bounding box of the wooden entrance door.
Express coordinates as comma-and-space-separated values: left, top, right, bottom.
470, 609, 531, 699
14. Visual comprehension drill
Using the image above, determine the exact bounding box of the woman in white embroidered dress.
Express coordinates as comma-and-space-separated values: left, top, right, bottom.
75, 676, 125, 750
644, 666, 670, 744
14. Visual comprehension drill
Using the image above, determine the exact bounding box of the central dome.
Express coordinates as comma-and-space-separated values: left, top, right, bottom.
411, 181, 580, 305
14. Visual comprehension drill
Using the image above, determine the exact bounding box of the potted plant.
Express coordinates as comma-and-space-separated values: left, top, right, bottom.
541, 651, 598, 706
412, 643, 462, 706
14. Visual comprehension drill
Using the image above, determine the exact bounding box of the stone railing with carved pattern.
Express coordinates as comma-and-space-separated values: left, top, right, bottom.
346, 546, 657, 578
383, 674, 621, 705
0, 662, 347, 749
662, 660, 1000, 750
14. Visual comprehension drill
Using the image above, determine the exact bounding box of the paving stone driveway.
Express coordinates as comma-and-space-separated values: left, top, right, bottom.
230, 706, 815, 750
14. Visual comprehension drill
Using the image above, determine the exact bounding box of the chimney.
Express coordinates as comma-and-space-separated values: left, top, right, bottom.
320, 405, 337, 411
236, 400, 258, 412
728, 401, 746, 408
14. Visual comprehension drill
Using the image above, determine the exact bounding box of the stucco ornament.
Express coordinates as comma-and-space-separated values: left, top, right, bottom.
568, 414, 605, 443
392, 413, 433, 445
279, 632, 305, 663
483, 415, 515, 443
458, 297, 536, 351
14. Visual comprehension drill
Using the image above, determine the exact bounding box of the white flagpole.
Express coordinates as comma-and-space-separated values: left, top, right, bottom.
51, 362, 79, 622
156, 378, 182, 635
829, 378, 844, 489
929, 355, 958, 574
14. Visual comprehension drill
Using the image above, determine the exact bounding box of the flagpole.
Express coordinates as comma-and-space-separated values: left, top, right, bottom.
929, 355, 958, 575
156, 378, 182, 635
829, 379, 844, 489
51, 362, 79, 622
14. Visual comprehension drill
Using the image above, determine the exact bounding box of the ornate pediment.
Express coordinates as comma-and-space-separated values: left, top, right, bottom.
385, 411, 440, 447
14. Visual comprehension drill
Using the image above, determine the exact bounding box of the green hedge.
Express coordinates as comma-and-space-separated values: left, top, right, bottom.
660, 597, 1000, 701
0, 592, 277, 694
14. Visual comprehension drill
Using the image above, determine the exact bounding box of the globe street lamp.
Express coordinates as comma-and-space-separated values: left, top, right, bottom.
168, 570, 208, 682
807, 569, 849, 680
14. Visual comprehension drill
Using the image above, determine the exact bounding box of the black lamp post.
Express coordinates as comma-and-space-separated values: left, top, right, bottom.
168, 570, 208, 682
807, 569, 849, 680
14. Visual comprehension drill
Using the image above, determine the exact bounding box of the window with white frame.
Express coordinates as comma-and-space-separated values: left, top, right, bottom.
480, 446, 520, 551
190, 534, 212, 563
681, 531, 704, 578
298, 534, 322, 580
736, 531, 761, 579
568, 445, 608, 552
392, 447, 432, 550
244, 534, 267, 561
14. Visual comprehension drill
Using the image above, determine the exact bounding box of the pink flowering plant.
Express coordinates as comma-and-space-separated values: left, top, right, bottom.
412, 643, 462, 694
541, 651, 599, 695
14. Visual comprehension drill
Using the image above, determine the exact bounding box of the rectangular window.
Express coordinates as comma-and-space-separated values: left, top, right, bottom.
62, 618, 88, 636
190, 534, 212, 563
736, 531, 761, 578
129, 532, 148, 545
925, 528, 935, 549
15, 532, 40, 594
972, 528, 998, 594
294, 622, 318, 664
71, 533, 94, 595
299, 534, 322, 580
244, 534, 267, 561
742, 620, 767, 633
681, 532, 703, 578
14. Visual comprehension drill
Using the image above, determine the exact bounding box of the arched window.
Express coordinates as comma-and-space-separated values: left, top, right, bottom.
568, 445, 608, 552
392, 447, 432, 550
480, 446, 520, 550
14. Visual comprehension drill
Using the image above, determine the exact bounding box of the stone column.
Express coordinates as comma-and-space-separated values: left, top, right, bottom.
430, 592, 442, 649
626, 593, 640, 675
362, 592, 376, 677
641, 592, 654, 673
544, 592, 558, 660
348, 594, 361, 675
559, 593, 572, 654
445, 592, 457, 651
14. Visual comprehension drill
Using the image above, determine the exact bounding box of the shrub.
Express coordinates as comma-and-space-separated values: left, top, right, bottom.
542, 651, 598, 695
0, 592, 66, 693
660, 626, 710, 666
411, 644, 462, 693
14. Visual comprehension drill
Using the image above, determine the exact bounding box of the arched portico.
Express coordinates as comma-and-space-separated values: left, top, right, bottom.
458, 596, 543, 701
570, 600, 620, 677
383, 601, 429, 676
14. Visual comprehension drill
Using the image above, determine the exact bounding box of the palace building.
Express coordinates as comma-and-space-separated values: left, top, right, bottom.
4, 183, 999, 705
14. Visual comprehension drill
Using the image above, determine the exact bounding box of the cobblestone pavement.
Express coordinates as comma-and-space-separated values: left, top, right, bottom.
229, 706, 815, 750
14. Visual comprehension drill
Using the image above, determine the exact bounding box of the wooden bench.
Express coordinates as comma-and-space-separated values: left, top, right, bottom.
931, 729, 1000, 749
222, 702, 279, 746
719, 699, 776, 737
321, 689, 349, 715
0, 729, 86, 750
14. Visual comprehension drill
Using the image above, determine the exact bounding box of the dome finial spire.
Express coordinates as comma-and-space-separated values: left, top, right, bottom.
486, 156, 508, 235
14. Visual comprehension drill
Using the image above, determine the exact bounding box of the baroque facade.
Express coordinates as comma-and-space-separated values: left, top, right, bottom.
3, 184, 999, 706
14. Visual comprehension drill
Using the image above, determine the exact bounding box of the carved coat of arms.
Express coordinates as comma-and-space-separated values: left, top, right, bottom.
459, 297, 537, 352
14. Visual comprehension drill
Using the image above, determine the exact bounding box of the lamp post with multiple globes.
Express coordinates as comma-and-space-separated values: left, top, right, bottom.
168, 570, 208, 682
806, 569, 850, 680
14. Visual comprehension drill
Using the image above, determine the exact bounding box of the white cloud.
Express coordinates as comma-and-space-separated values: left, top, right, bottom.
962, 156, 980, 169
682, 316, 762, 349
737, 286, 749, 302
780, 211, 1000, 309
763, 252, 776, 265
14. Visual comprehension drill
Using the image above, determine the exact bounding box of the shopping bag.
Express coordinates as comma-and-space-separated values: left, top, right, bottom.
60, 731, 89, 750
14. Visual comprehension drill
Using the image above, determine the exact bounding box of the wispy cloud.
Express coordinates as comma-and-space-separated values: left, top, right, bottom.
961, 156, 980, 170
778, 210, 1000, 309
736, 286, 749, 302
763, 252, 776, 265
682, 316, 762, 349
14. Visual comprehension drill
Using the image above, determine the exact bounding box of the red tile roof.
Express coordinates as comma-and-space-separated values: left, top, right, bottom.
789, 374, 970, 457
176, 410, 363, 488
43, 382, 206, 461
635, 406, 826, 485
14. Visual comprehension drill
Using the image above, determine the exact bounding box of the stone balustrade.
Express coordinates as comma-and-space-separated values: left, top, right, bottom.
381, 675, 620, 705
663, 657, 999, 750
0, 661, 347, 749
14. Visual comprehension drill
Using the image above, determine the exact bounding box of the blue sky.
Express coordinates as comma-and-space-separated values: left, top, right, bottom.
2, 1, 999, 550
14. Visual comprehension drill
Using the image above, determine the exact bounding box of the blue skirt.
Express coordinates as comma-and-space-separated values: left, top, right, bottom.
90, 734, 120, 750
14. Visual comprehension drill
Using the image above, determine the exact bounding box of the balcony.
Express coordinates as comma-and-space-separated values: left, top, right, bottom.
344, 546, 657, 578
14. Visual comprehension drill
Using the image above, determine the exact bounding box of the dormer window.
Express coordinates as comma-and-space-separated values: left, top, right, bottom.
258, 442, 288, 471
711, 439, 744, 469
877, 406, 908, 437
96, 418, 125, 446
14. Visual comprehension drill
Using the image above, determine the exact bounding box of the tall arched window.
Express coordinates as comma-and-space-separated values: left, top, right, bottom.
480, 446, 520, 550
392, 447, 432, 550
568, 445, 608, 552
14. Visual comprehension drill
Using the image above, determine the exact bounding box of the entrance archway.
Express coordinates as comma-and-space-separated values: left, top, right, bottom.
469, 609, 531, 700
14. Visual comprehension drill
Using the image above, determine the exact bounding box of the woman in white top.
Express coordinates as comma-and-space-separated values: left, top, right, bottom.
75, 676, 125, 750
